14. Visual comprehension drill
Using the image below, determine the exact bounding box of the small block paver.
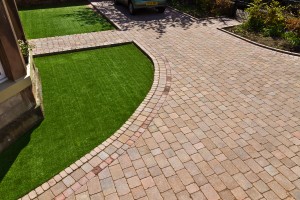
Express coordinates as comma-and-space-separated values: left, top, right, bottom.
141, 176, 155, 189
200, 183, 220, 199
87, 177, 101, 195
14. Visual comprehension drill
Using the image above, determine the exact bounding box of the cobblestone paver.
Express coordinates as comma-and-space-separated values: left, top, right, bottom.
24, 1, 300, 199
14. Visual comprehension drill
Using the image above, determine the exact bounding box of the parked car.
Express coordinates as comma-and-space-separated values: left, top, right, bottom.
114, 0, 167, 14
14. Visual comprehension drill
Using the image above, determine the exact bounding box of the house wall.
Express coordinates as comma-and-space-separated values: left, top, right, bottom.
0, 0, 43, 153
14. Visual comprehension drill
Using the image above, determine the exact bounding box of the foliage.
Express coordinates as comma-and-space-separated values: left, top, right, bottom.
264, 0, 285, 27
286, 17, 300, 36
168, 0, 234, 17
262, 0, 285, 37
286, 3, 300, 17
195, 0, 214, 15
244, 0, 266, 32
17, 39, 34, 57
213, 0, 234, 16
284, 31, 300, 46
241, 0, 300, 48
262, 24, 285, 37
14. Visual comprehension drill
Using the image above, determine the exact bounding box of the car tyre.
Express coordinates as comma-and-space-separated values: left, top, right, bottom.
129, 2, 135, 15
157, 7, 166, 13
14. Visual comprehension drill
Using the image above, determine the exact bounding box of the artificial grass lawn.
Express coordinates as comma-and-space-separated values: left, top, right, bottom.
0, 44, 154, 200
19, 1, 114, 39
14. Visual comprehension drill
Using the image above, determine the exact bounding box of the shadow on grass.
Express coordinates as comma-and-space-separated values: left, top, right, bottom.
0, 126, 37, 182
60, 7, 112, 27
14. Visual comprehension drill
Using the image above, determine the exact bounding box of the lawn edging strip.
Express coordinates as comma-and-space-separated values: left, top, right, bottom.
22, 40, 171, 200
218, 26, 300, 57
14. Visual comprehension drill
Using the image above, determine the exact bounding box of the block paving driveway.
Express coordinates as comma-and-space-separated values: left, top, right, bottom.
28, 1, 300, 199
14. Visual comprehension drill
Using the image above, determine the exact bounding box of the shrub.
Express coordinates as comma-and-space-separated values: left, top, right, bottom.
286, 17, 300, 36
262, 24, 285, 37
284, 31, 300, 46
286, 3, 300, 17
195, 0, 214, 15
244, 0, 266, 32
18, 40, 34, 57
213, 0, 235, 16
263, 0, 286, 37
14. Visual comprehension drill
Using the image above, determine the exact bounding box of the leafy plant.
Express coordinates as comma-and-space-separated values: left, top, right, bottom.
284, 31, 300, 46
286, 3, 300, 17
262, 25, 285, 37
264, 0, 285, 26
244, 0, 266, 32
195, 0, 214, 15
213, 0, 234, 16
18, 39, 34, 57
286, 17, 300, 36
263, 0, 286, 37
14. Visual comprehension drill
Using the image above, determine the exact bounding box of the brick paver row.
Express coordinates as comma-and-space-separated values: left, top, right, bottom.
24, 1, 300, 199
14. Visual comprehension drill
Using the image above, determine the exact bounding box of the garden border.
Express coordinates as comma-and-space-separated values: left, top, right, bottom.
168, 6, 229, 22
218, 25, 300, 57
21, 40, 171, 200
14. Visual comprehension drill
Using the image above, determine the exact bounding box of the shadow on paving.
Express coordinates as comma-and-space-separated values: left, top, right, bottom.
91, 0, 232, 38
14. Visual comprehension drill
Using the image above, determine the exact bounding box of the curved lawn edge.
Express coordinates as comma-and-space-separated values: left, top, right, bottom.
218, 26, 300, 57
21, 41, 171, 200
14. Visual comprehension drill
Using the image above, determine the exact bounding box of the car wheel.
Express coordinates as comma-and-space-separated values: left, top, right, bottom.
129, 2, 135, 15
157, 7, 166, 13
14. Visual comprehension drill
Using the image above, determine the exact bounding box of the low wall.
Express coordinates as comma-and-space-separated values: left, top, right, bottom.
0, 88, 43, 153
0, 53, 44, 153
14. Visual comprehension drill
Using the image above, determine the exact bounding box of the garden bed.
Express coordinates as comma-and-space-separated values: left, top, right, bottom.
0, 44, 154, 200
19, 1, 114, 39
168, 0, 235, 18
224, 25, 300, 54
221, 0, 300, 55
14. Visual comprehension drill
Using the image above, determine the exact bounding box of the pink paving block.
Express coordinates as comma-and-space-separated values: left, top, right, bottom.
86, 171, 95, 180
63, 188, 73, 197
79, 177, 88, 185
71, 182, 81, 191
55, 193, 65, 200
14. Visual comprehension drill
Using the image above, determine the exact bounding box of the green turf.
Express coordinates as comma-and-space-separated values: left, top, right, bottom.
0, 44, 154, 200
19, 1, 114, 39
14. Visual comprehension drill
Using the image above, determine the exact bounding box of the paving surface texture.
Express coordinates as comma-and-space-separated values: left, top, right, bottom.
25, 1, 300, 200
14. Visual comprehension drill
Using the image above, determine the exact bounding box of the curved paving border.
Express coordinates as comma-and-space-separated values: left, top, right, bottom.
218, 27, 300, 57
21, 40, 171, 200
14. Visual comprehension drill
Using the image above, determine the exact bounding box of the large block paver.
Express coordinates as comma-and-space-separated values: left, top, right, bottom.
23, 1, 300, 199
